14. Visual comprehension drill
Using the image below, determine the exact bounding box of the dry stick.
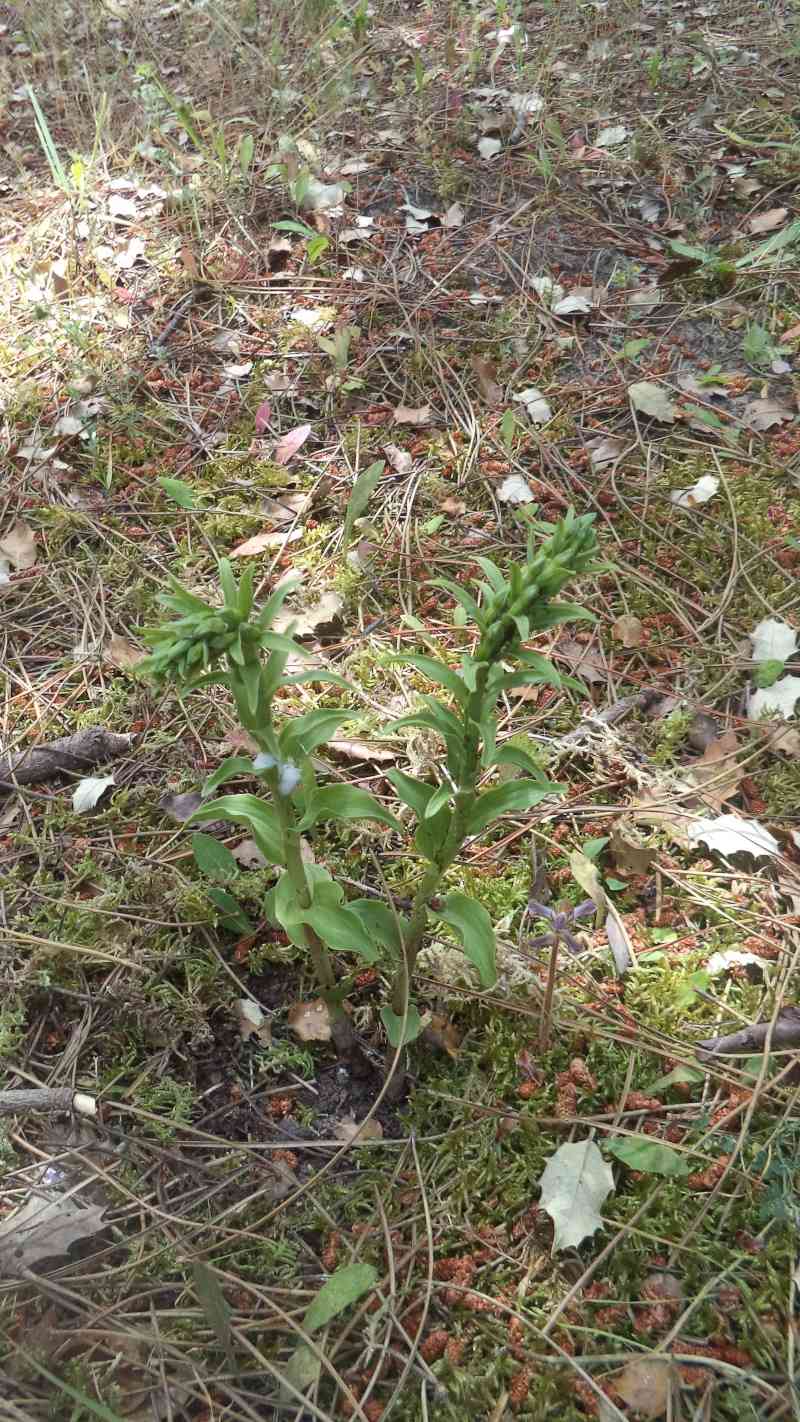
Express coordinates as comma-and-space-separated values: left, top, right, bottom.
0, 1088, 96, 1118
0, 727, 131, 792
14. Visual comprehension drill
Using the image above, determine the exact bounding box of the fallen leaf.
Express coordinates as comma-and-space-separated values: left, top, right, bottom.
274, 590, 343, 639
670, 473, 719, 508
596, 123, 629, 146
393, 404, 432, 426
288, 999, 332, 1042
610, 825, 655, 876
382, 442, 413, 474
570, 849, 606, 915
749, 675, 800, 721
441, 496, 467, 516
54, 414, 85, 436
538, 1139, 615, 1252
274, 422, 311, 464
72, 776, 115, 813
605, 1135, 688, 1178
498, 474, 535, 504
512, 386, 552, 422
743, 397, 794, 431
615, 1358, 675, 1418
586, 434, 625, 467
688, 813, 779, 860
612, 614, 645, 648
237, 997, 272, 1045
471, 356, 503, 403
606, 903, 633, 976
106, 635, 145, 670
689, 729, 742, 811
333, 1116, 384, 1142
260, 491, 309, 526
160, 790, 204, 822
0, 520, 37, 569
748, 207, 787, 234
706, 948, 766, 978
0, 1192, 106, 1276
478, 136, 502, 160
108, 193, 137, 218
750, 617, 798, 663
442, 201, 465, 228
232, 837, 268, 869
229, 528, 302, 557
421, 1013, 462, 1057
552, 289, 594, 317
558, 637, 606, 684
629, 381, 676, 422
300, 179, 345, 212
254, 400, 272, 433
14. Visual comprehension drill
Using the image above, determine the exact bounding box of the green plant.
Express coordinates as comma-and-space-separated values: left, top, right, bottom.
271, 219, 330, 266
140, 511, 597, 1068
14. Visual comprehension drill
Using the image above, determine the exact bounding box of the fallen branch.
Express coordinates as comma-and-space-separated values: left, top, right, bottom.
0, 1088, 96, 1118
0, 728, 131, 793
697, 1007, 800, 1056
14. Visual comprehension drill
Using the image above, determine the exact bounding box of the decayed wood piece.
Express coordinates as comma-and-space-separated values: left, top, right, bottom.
698, 1007, 800, 1056
0, 1088, 97, 1117
0, 728, 131, 791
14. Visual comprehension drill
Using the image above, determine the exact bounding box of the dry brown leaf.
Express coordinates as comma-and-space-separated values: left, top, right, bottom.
274, 590, 343, 639
441, 496, 467, 516
288, 998, 332, 1042
689, 729, 742, 811
610, 824, 655, 876
748, 207, 787, 234
558, 637, 606, 684
237, 997, 272, 1045
393, 403, 432, 426
470, 355, 503, 404
232, 837, 268, 869
627, 785, 692, 847
0, 520, 37, 569
586, 433, 626, 468
261, 491, 308, 526
614, 1358, 675, 1418
327, 738, 397, 765
612, 614, 645, 648
743, 398, 794, 431
229, 528, 302, 557
421, 1013, 462, 1057
106, 635, 145, 670
0, 1192, 106, 1276
333, 1116, 384, 1142
382, 442, 413, 475
218, 727, 259, 755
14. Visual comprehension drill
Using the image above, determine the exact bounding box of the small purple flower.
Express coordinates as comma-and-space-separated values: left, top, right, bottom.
526, 897, 595, 955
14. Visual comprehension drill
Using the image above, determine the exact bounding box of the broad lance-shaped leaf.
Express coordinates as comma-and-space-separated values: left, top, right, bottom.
465, 779, 561, 836
349, 898, 408, 954
279, 708, 350, 756
298, 785, 402, 833
604, 1135, 689, 1179
303, 1262, 379, 1333
304, 902, 379, 961
389, 653, 469, 707
192, 832, 238, 882
381, 1003, 424, 1047
189, 794, 285, 865
432, 891, 496, 987
538, 1139, 615, 1252
202, 756, 254, 797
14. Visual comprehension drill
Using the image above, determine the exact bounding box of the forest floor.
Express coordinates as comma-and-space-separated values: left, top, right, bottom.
2, 0, 800, 1418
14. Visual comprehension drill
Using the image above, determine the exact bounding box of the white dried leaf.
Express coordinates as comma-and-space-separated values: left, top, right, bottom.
383, 443, 413, 475
552, 290, 593, 317
289, 307, 332, 329
54, 414, 84, 437
750, 618, 798, 663
538, 1140, 615, 1252
108, 194, 137, 218
400, 202, 435, 221
743, 398, 794, 431
339, 157, 369, 175
115, 237, 146, 269
72, 776, 115, 813
512, 386, 552, 423
106, 635, 145, 670
300, 179, 345, 213
393, 404, 431, 426
237, 998, 272, 1045
288, 999, 332, 1042
478, 136, 503, 160
232, 837, 268, 869
0, 520, 37, 569
596, 124, 629, 147
529, 275, 566, 306
498, 475, 535, 504
748, 207, 787, 234
749, 676, 800, 721
508, 90, 544, 116
615, 1358, 674, 1418
629, 381, 676, 422
333, 1116, 384, 1142
706, 949, 766, 977
442, 202, 465, 228
688, 813, 780, 859
671, 474, 719, 509
586, 434, 625, 467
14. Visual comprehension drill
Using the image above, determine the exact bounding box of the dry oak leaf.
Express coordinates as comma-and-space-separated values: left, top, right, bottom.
614, 1358, 675, 1418
748, 207, 787, 234
612, 614, 645, 648
273, 422, 311, 465
333, 1116, 384, 1142
393, 404, 432, 426
0, 1192, 106, 1277
0, 520, 37, 569
743, 398, 794, 431
229, 528, 302, 557
106, 635, 145, 670
288, 998, 332, 1042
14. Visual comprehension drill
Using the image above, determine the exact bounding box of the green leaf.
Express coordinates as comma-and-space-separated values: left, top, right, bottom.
256, 575, 303, 631
381, 1004, 424, 1047
306, 234, 330, 265
433, 891, 496, 987
303, 1262, 378, 1333
207, 888, 253, 934
604, 1136, 690, 1178
299, 785, 402, 834
218, 558, 238, 609
512, 649, 564, 685
385, 768, 437, 819
530, 601, 596, 631
193, 1262, 235, 1371
189, 794, 285, 866
282, 1343, 320, 1394
675, 969, 710, 1008
465, 779, 561, 836
238, 131, 254, 176
415, 805, 451, 860
280, 708, 349, 757
485, 744, 543, 777
755, 659, 784, 689
582, 836, 609, 861
304, 902, 379, 960
272, 218, 317, 238
423, 784, 452, 818
259, 631, 314, 658
387, 700, 465, 754
157, 476, 197, 509
284, 668, 351, 690
570, 849, 606, 914
192, 832, 238, 882
648, 1064, 705, 1094
428, 577, 482, 625
472, 556, 507, 595
202, 756, 254, 797
343, 460, 384, 548
622, 337, 651, 360
390, 654, 469, 707
349, 899, 407, 954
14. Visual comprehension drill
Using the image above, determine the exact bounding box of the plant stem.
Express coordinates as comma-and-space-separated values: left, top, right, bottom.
539, 938, 559, 1052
